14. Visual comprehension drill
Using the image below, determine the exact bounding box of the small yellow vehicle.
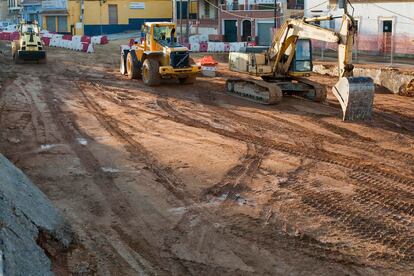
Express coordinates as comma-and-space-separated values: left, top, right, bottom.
11, 20, 46, 64
120, 22, 200, 86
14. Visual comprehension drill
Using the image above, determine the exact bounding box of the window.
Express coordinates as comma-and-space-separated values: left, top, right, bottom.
292, 39, 312, 72
46, 16, 56, 32
329, 19, 335, 30
204, 0, 210, 16
57, 16, 67, 32
108, 4, 118, 25
383, 20, 392, 33
21, 23, 39, 34
354, 20, 358, 33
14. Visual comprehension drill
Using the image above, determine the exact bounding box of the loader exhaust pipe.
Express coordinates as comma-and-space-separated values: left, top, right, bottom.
332, 77, 375, 121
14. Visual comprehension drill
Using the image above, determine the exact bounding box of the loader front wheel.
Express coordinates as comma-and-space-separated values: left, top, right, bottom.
142, 58, 161, 86
127, 53, 141, 79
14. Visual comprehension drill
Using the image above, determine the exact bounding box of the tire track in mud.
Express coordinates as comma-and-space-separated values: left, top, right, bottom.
76, 81, 189, 203
199, 89, 414, 166
86, 79, 414, 268
91, 79, 414, 168
205, 143, 268, 200
155, 96, 414, 186
155, 96, 414, 266
273, 163, 414, 267
41, 78, 176, 274
75, 81, 243, 274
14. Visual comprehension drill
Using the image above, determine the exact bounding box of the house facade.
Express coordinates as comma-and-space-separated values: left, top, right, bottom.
37, 0, 173, 36
81, 0, 172, 36
173, 0, 305, 45
21, 0, 42, 24
218, 0, 304, 45
1, 0, 9, 21
8, 0, 23, 21
304, 0, 414, 55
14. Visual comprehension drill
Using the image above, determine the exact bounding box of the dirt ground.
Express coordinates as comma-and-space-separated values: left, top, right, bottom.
0, 40, 413, 275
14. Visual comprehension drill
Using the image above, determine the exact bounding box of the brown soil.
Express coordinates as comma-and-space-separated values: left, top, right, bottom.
0, 40, 413, 275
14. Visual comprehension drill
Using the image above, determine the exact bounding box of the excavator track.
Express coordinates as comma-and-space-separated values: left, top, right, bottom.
293, 77, 327, 103
226, 78, 283, 105
226, 77, 327, 105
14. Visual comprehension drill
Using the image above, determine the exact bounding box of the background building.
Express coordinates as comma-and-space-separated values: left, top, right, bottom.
21, 0, 42, 24
0, 0, 9, 21
218, 0, 304, 45
172, 0, 304, 45
81, 0, 172, 36
8, 0, 23, 21
304, 0, 414, 55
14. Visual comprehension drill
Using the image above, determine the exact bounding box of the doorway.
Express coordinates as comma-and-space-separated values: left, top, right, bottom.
242, 20, 251, 41
381, 20, 392, 53
224, 20, 237, 42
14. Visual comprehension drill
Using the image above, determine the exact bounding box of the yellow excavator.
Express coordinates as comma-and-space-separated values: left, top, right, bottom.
227, 2, 374, 121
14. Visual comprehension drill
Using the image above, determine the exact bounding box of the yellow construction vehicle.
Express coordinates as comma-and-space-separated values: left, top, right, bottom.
227, 3, 374, 121
120, 22, 201, 86
11, 20, 46, 64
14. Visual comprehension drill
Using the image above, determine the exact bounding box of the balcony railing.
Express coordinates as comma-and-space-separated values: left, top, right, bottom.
199, 18, 218, 26
220, 4, 278, 11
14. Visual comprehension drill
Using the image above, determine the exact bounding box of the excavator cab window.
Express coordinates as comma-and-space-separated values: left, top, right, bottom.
290, 39, 312, 73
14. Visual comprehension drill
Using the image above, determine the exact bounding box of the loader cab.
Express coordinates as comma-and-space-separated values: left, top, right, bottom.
289, 39, 313, 75
142, 23, 180, 51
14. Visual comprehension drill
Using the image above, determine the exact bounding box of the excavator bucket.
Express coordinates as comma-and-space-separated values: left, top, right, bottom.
332, 77, 375, 121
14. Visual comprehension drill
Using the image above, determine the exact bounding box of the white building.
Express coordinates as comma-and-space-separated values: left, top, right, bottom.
304, 0, 414, 55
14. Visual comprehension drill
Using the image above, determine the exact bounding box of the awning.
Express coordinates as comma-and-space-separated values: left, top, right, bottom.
40, 10, 68, 16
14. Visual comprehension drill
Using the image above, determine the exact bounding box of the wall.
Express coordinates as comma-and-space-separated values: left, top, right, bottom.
0, 0, 9, 21
68, 0, 82, 34
82, 0, 172, 35
199, 0, 217, 19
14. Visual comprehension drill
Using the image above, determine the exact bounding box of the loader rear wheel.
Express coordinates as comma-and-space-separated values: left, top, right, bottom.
39, 57, 47, 64
127, 53, 141, 79
178, 76, 195, 84
142, 58, 161, 86
13, 54, 22, 64
120, 55, 127, 75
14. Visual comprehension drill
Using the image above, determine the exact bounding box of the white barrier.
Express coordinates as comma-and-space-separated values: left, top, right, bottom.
190, 43, 200, 52
189, 34, 208, 44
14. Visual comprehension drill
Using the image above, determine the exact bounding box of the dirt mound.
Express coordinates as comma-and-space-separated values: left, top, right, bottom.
399, 79, 414, 97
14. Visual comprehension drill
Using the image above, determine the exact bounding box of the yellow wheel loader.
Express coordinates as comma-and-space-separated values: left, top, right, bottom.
227, 2, 374, 121
11, 21, 46, 64
120, 22, 201, 86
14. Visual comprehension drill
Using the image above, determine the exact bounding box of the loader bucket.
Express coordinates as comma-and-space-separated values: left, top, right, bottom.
332, 77, 375, 121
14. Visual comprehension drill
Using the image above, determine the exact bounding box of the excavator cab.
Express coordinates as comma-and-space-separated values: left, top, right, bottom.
289, 39, 312, 75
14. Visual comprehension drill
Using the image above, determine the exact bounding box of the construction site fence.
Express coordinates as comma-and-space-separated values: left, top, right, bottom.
0, 31, 109, 53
